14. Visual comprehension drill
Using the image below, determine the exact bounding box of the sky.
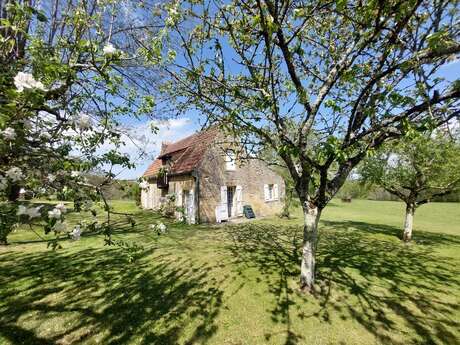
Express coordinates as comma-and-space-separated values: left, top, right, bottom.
109, 116, 200, 180
100, 1, 460, 181
113, 58, 459, 180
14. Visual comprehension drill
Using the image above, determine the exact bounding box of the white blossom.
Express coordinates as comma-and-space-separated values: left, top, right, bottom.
17, 205, 42, 218
53, 220, 66, 232
47, 174, 56, 183
22, 119, 33, 130
2, 127, 16, 140
70, 225, 82, 240
17, 205, 28, 216
14, 72, 46, 92
75, 114, 92, 130
48, 208, 62, 219
150, 222, 167, 233
55, 202, 67, 214
139, 180, 149, 189
157, 222, 167, 233
5, 167, 23, 182
26, 206, 42, 219
40, 132, 52, 140
19, 188, 26, 194
71, 171, 80, 178
103, 43, 117, 55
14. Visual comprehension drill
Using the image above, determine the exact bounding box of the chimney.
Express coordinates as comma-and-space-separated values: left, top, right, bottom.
160, 141, 171, 154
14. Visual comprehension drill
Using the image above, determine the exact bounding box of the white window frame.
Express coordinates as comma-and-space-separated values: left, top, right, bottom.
268, 184, 275, 200
264, 183, 279, 202
225, 149, 236, 171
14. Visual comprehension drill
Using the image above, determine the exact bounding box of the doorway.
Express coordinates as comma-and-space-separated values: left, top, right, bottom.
183, 190, 194, 223
227, 186, 236, 218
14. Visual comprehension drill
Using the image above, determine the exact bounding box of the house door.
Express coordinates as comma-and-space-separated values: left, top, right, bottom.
227, 186, 235, 217
183, 190, 195, 224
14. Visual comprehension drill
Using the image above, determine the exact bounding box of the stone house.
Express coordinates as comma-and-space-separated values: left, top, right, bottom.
140, 126, 285, 223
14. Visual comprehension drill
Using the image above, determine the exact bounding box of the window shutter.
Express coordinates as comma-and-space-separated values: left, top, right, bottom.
236, 186, 243, 215
216, 186, 228, 223
264, 184, 269, 201
221, 186, 228, 206
189, 190, 195, 224
273, 184, 279, 200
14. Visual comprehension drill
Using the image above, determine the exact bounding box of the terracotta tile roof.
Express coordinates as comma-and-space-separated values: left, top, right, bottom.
143, 126, 220, 177
143, 159, 162, 177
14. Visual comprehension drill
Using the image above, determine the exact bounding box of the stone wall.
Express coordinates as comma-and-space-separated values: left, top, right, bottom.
141, 175, 197, 223
141, 175, 195, 208
197, 141, 285, 223
140, 181, 162, 209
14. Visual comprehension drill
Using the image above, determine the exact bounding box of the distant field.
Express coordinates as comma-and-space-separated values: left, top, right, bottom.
323, 199, 460, 235
1, 199, 459, 345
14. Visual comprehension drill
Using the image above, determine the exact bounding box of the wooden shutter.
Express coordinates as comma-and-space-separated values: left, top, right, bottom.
216, 186, 228, 223
264, 184, 269, 201
236, 186, 243, 215
221, 186, 228, 206
188, 190, 195, 224
273, 184, 279, 200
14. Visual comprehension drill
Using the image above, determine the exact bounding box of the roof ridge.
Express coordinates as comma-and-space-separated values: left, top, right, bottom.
158, 126, 218, 157
143, 125, 220, 177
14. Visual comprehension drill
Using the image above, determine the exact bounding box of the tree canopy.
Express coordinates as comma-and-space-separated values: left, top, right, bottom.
160, 0, 460, 290
359, 127, 460, 240
0, 0, 168, 246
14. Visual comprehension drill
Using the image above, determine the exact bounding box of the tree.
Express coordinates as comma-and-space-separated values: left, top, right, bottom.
359, 130, 460, 242
159, 0, 460, 291
0, 0, 168, 245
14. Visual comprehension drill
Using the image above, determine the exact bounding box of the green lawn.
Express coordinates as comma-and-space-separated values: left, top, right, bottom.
1, 200, 459, 345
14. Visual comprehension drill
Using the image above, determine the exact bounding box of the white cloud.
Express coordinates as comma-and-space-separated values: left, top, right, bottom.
160, 118, 190, 129
105, 117, 197, 179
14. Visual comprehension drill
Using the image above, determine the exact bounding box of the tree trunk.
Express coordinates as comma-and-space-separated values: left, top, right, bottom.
300, 202, 321, 292
403, 203, 415, 242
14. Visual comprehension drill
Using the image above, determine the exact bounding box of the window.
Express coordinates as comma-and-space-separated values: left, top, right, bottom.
268, 184, 274, 200
264, 183, 279, 202
225, 149, 236, 170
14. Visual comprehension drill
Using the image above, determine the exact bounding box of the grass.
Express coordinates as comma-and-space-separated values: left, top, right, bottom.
1, 199, 459, 345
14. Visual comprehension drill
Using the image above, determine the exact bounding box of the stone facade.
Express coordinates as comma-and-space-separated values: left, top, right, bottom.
141, 174, 196, 222
141, 129, 285, 224
197, 143, 285, 223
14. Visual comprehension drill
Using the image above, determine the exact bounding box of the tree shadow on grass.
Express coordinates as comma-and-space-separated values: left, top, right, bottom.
223, 221, 460, 345
0, 245, 223, 345
10, 209, 184, 245
322, 219, 460, 246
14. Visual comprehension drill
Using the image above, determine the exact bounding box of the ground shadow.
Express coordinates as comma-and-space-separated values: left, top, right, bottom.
0, 244, 223, 345
3, 212, 460, 345
322, 219, 460, 246
222, 220, 460, 345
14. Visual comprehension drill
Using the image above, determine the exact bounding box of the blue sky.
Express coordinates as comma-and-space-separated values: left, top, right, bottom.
114, 59, 460, 180
110, 116, 200, 180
